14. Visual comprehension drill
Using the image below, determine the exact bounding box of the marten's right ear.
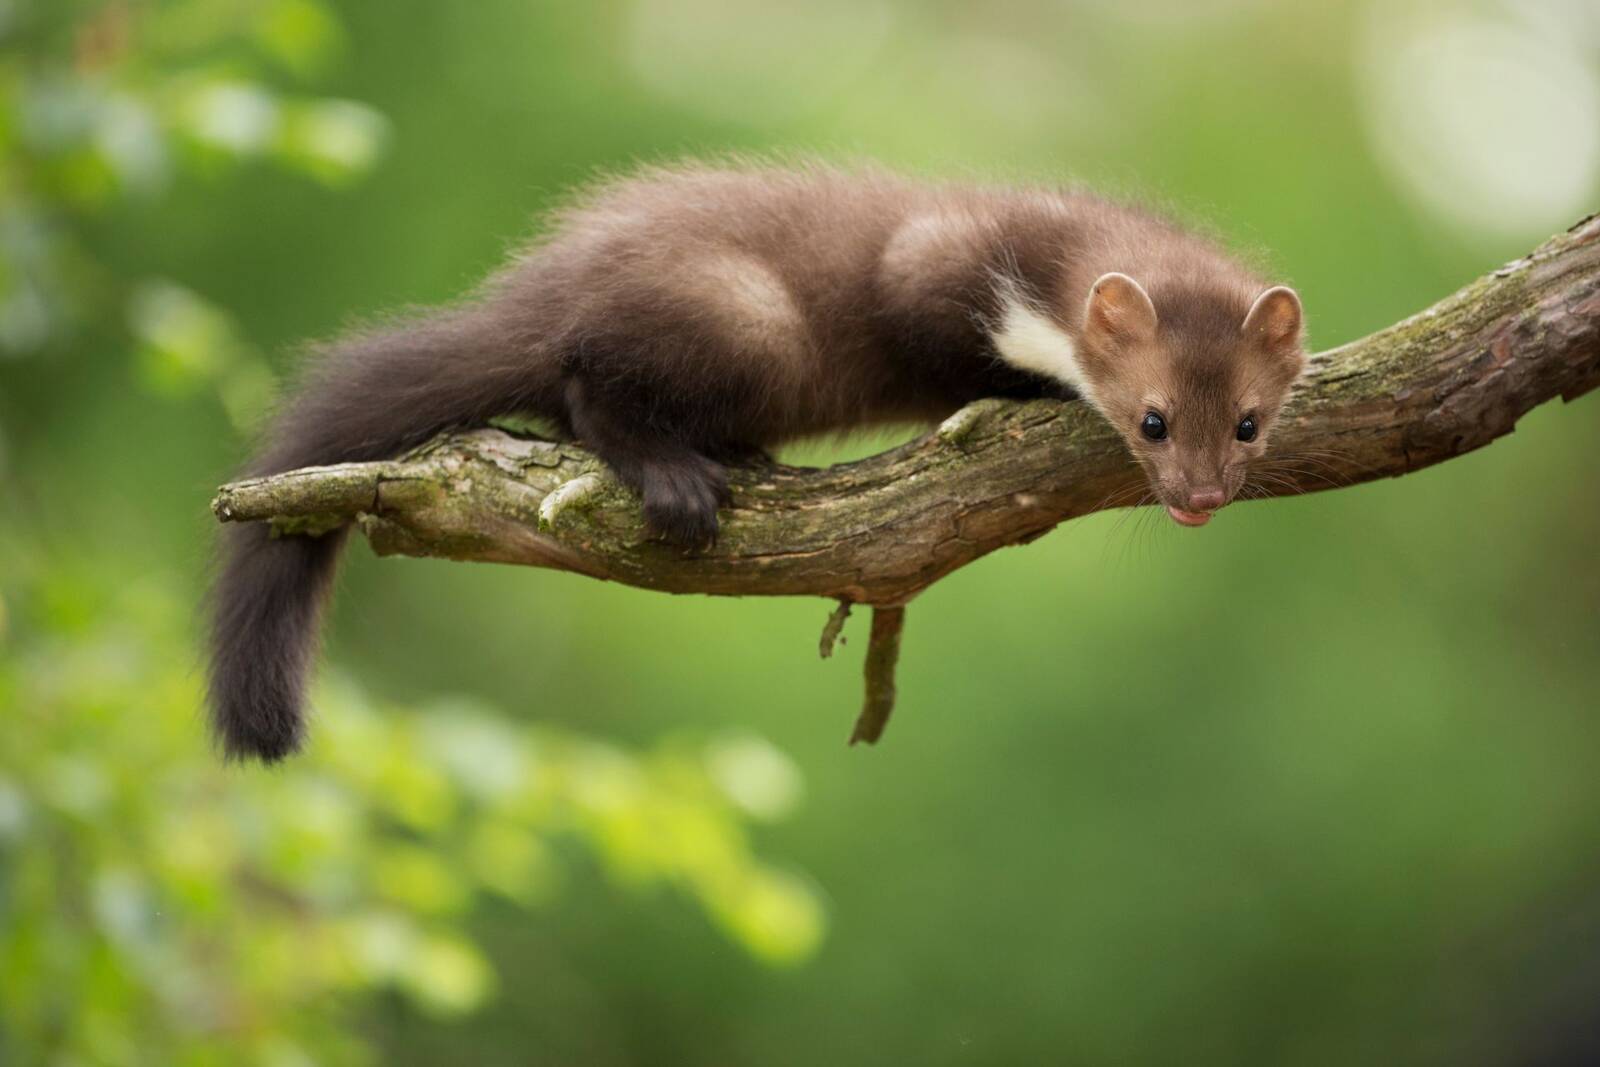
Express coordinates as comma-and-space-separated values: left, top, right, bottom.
1083, 272, 1158, 348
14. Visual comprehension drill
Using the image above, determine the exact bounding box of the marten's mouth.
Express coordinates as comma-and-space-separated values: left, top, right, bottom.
1165, 505, 1214, 527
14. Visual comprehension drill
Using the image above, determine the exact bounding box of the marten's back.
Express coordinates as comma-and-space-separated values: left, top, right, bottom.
497, 164, 1070, 433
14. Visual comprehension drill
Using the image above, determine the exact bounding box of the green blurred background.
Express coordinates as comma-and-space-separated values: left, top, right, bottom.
3, 0, 1600, 1063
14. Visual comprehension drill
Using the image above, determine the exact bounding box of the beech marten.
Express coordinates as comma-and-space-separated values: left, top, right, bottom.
210, 161, 1306, 762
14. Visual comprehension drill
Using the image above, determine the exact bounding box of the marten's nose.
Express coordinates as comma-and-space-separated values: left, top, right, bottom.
1186, 487, 1226, 512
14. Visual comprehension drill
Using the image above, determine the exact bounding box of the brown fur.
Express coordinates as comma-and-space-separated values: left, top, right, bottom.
208, 160, 1304, 762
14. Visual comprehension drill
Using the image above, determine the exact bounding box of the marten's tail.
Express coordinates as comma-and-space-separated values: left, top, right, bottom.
207, 302, 557, 762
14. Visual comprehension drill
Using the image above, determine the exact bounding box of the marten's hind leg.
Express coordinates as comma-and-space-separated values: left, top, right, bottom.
563, 377, 730, 548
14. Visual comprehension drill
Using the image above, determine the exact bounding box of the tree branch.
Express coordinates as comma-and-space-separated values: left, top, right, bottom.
215, 214, 1600, 739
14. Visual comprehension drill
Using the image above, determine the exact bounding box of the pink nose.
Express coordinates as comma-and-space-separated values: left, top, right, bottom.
1187, 488, 1226, 513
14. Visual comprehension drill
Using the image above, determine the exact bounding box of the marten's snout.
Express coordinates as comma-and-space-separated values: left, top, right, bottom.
1163, 483, 1227, 528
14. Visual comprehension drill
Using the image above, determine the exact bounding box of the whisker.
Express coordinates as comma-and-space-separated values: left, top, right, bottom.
1267, 455, 1353, 483
1248, 471, 1311, 497
1253, 461, 1347, 491
1093, 481, 1150, 516
1125, 502, 1152, 569
1267, 444, 1374, 481
1262, 450, 1348, 471
1100, 488, 1156, 570
1129, 496, 1160, 567
1105, 493, 1148, 538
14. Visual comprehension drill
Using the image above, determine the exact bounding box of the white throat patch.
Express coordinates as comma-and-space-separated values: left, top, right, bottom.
989, 292, 1094, 400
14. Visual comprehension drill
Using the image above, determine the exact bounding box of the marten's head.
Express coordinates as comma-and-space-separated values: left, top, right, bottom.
1074, 273, 1305, 526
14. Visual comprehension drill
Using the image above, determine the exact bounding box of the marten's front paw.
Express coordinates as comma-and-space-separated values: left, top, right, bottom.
641, 456, 729, 549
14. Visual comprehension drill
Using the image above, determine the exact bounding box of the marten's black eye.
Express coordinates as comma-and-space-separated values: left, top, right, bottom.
1236, 416, 1258, 443
1140, 411, 1168, 441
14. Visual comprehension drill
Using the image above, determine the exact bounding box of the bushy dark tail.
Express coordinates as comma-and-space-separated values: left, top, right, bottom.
207, 302, 557, 762
208, 524, 347, 760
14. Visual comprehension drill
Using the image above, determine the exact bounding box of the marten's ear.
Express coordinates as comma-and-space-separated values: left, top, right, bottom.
1242, 286, 1304, 363
1084, 273, 1158, 348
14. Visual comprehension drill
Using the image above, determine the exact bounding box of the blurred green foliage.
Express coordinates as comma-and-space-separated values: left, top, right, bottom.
0, 547, 821, 1063
2, 0, 1600, 1065
0, 0, 385, 424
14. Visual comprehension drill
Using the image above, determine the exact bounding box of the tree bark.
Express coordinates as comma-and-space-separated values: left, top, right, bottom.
214, 214, 1600, 738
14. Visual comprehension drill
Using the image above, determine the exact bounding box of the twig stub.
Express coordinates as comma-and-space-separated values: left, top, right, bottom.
851, 605, 907, 745
819, 600, 853, 659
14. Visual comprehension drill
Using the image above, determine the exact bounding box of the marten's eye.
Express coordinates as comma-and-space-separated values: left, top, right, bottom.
1236, 416, 1258, 443
1140, 411, 1168, 441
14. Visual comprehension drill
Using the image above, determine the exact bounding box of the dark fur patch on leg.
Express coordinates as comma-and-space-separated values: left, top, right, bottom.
564, 375, 730, 548
640, 451, 729, 548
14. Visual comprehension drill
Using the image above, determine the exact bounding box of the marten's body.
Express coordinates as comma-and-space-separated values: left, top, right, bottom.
210, 162, 1306, 761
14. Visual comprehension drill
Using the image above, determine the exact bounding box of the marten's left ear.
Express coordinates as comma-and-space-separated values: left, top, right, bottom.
1242, 286, 1304, 363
